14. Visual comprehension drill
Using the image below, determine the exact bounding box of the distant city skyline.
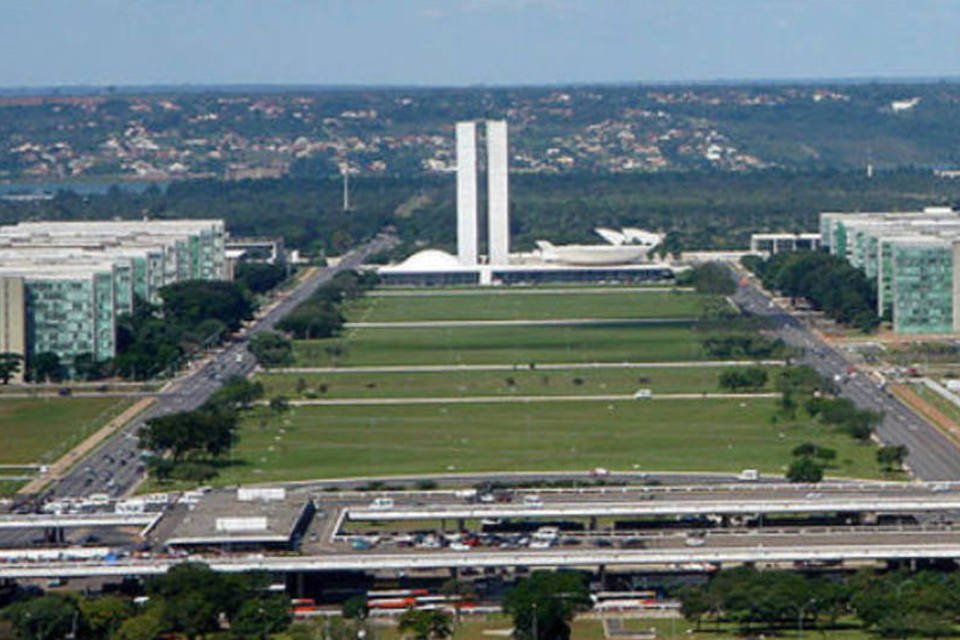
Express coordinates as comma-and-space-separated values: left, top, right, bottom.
0, 0, 958, 88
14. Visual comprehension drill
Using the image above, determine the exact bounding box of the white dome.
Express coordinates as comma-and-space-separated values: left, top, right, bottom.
396, 249, 461, 271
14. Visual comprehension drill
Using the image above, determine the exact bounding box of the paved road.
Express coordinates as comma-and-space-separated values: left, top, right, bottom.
734, 273, 960, 481
40, 234, 395, 501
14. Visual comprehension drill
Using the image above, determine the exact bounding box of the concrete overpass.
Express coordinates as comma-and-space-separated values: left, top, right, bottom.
0, 513, 157, 530
8, 527, 960, 579
346, 495, 960, 522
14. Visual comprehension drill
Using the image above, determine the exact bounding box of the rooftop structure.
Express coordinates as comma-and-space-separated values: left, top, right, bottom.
163, 488, 314, 550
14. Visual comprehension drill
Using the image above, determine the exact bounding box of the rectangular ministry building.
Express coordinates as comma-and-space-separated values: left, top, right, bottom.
820, 208, 960, 334
0, 219, 227, 376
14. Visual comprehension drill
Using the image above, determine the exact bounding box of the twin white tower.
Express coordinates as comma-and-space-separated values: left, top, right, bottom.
456, 120, 509, 266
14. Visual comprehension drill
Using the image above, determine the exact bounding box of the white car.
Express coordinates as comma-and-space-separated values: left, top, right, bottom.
523, 494, 543, 507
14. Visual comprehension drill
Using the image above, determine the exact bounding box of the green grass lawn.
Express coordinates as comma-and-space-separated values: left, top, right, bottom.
258, 365, 779, 399
912, 384, 960, 424
0, 397, 132, 464
294, 323, 706, 367
0, 481, 24, 497
217, 398, 881, 484
346, 290, 712, 323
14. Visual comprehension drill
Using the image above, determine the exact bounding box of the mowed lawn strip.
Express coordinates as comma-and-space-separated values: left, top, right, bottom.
346, 290, 712, 323
294, 323, 705, 367
258, 365, 779, 399
219, 398, 881, 485
0, 397, 133, 465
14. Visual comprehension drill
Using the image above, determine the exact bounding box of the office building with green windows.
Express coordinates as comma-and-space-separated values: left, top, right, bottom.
0, 220, 227, 377
820, 208, 960, 334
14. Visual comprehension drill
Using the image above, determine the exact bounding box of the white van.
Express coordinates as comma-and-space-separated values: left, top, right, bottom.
737, 469, 759, 482
369, 497, 395, 510
633, 389, 653, 399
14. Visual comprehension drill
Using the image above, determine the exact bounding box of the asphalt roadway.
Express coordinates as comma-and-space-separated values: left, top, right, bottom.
41, 234, 396, 501
734, 276, 960, 481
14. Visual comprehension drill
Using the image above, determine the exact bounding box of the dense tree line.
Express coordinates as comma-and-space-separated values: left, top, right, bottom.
680, 566, 960, 638
277, 270, 378, 340
115, 280, 254, 380
140, 376, 262, 482
4, 169, 960, 258
680, 262, 737, 295
1, 563, 290, 640
234, 262, 289, 295
744, 251, 880, 332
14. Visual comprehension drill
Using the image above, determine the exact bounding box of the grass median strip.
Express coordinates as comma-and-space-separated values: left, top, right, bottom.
294, 323, 706, 367
258, 366, 779, 399
346, 290, 712, 322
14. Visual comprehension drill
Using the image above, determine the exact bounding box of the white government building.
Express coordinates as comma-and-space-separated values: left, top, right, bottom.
378, 120, 676, 286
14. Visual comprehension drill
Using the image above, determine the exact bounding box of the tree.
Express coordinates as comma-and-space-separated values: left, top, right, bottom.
0, 352, 23, 384
115, 607, 166, 640
503, 571, 591, 640
72, 352, 103, 382
787, 457, 824, 483
682, 262, 737, 295
211, 375, 264, 409
269, 396, 290, 414
878, 444, 909, 472
397, 608, 454, 640
146, 563, 251, 640
3, 595, 79, 640
249, 331, 294, 368
140, 406, 238, 462
78, 594, 132, 639
30, 351, 63, 383
719, 367, 768, 391
236, 262, 288, 294
160, 280, 254, 332
341, 595, 369, 621
230, 595, 292, 640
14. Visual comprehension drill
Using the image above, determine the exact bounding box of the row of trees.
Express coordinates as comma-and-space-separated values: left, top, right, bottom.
140, 376, 263, 482
114, 280, 255, 380
744, 251, 880, 332
277, 270, 378, 340
680, 566, 960, 638
718, 366, 769, 391
2, 564, 290, 640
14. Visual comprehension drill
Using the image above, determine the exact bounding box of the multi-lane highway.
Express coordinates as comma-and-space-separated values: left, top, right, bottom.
734, 275, 960, 481
43, 234, 396, 501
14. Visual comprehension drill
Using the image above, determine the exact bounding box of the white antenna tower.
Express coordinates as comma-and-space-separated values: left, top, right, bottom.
341, 166, 351, 212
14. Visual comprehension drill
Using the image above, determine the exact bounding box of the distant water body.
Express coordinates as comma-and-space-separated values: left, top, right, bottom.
0, 180, 168, 197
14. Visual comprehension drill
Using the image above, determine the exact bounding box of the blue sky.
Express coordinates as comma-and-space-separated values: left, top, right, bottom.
2, 0, 959, 87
